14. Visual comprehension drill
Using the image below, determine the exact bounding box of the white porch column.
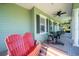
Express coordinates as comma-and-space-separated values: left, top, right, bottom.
72, 8, 79, 47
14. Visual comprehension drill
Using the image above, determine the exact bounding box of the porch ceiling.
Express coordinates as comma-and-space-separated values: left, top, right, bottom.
16, 3, 72, 17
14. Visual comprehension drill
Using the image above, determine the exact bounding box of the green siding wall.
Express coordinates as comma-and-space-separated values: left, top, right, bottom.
0, 4, 32, 52
0, 4, 60, 52
32, 7, 62, 42
33, 7, 54, 42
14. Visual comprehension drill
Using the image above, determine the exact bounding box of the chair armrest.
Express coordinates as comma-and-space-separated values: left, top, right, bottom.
6, 51, 12, 56
34, 40, 41, 45
27, 44, 41, 56
34, 40, 37, 45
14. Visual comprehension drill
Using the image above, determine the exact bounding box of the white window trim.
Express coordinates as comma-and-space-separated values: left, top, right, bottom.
39, 14, 47, 34
48, 19, 54, 32
35, 14, 47, 35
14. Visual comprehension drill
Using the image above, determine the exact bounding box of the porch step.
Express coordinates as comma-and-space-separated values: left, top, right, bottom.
39, 45, 58, 56
39, 43, 68, 56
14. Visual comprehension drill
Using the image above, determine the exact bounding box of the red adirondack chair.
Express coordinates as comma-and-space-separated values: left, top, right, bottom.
23, 32, 41, 56
6, 33, 41, 56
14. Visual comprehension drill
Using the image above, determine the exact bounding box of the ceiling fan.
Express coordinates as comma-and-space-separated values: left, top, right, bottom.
55, 11, 66, 16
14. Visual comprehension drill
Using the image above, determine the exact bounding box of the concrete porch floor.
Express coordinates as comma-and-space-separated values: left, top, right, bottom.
44, 33, 79, 56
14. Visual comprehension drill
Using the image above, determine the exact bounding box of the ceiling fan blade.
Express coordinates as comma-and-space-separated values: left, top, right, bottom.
61, 12, 66, 14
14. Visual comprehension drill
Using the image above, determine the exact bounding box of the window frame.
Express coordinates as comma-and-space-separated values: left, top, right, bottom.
48, 19, 54, 32
36, 14, 47, 35
39, 14, 47, 34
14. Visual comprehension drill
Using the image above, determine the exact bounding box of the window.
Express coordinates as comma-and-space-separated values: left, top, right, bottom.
53, 22, 57, 32
36, 14, 46, 34
40, 16, 46, 33
49, 20, 52, 32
